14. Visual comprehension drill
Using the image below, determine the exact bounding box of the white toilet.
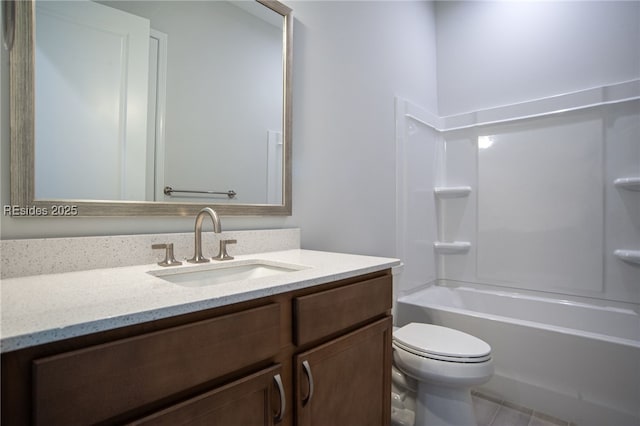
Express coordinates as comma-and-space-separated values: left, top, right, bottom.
392, 323, 494, 426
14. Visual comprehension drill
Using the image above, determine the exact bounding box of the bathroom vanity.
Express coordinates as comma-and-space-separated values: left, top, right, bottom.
2, 0, 395, 421
1, 248, 398, 425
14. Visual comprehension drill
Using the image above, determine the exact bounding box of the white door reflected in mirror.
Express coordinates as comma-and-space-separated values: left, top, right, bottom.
35, 1, 150, 201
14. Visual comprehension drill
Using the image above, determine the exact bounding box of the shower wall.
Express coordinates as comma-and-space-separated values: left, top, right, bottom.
395, 94, 639, 305
394, 100, 439, 298
439, 100, 640, 304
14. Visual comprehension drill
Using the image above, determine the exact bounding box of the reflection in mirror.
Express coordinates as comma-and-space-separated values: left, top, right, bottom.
35, 1, 152, 201
10, 0, 292, 216
36, 0, 283, 204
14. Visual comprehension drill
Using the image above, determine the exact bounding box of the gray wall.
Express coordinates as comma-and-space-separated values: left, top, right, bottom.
435, 1, 640, 116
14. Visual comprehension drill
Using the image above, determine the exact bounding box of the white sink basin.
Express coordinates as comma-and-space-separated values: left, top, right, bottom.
149, 259, 309, 287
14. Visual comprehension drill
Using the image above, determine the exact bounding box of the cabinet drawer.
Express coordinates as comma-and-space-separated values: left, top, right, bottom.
294, 274, 391, 346
130, 364, 284, 426
33, 303, 280, 425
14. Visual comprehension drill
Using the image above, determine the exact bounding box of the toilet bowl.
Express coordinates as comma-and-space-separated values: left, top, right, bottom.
392, 323, 494, 426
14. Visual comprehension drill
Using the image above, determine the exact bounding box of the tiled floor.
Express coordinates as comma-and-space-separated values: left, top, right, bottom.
472, 390, 574, 426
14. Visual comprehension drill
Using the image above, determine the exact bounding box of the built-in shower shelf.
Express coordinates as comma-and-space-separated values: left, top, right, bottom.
434, 241, 471, 254
614, 250, 640, 265
614, 177, 640, 191
434, 186, 472, 198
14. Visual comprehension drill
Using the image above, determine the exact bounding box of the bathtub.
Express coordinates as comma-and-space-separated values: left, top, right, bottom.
395, 282, 640, 426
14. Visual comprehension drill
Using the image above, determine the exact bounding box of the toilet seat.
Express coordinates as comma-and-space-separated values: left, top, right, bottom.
393, 323, 491, 363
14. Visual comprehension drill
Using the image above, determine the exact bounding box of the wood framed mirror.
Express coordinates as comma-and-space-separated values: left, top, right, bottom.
9, 0, 292, 217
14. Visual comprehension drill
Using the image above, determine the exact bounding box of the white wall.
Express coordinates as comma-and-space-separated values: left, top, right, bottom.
1, 0, 438, 264
289, 0, 438, 256
435, 1, 640, 116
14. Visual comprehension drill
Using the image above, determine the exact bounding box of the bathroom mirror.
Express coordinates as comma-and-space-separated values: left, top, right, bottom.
9, 0, 292, 216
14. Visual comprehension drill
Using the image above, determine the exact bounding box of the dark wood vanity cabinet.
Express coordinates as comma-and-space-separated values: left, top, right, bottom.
292, 275, 393, 426
294, 319, 392, 426
32, 304, 282, 425
130, 364, 285, 426
1, 269, 392, 426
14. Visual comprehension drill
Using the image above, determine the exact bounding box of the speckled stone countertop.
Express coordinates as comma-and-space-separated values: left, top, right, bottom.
1, 249, 400, 353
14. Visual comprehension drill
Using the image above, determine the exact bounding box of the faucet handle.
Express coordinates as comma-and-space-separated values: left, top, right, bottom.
213, 239, 237, 261
152, 243, 183, 267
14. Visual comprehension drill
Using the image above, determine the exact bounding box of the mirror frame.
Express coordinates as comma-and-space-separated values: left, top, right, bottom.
9, 0, 292, 217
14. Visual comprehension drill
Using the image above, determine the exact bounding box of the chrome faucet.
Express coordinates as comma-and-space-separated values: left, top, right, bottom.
187, 207, 221, 263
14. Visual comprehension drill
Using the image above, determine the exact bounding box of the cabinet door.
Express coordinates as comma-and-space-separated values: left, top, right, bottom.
295, 317, 392, 426
32, 303, 280, 425
130, 364, 286, 426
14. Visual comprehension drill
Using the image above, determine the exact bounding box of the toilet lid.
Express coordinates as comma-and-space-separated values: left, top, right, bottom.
393, 323, 491, 360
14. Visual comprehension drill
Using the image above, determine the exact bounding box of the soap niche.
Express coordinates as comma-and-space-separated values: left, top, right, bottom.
434, 186, 472, 254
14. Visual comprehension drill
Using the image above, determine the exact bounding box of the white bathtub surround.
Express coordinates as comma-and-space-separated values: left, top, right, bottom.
396, 95, 640, 305
396, 282, 640, 426
401, 79, 640, 133
0, 228, 300, 279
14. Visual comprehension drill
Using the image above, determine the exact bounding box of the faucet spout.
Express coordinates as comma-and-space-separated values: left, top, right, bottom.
187, 207, 221, 263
